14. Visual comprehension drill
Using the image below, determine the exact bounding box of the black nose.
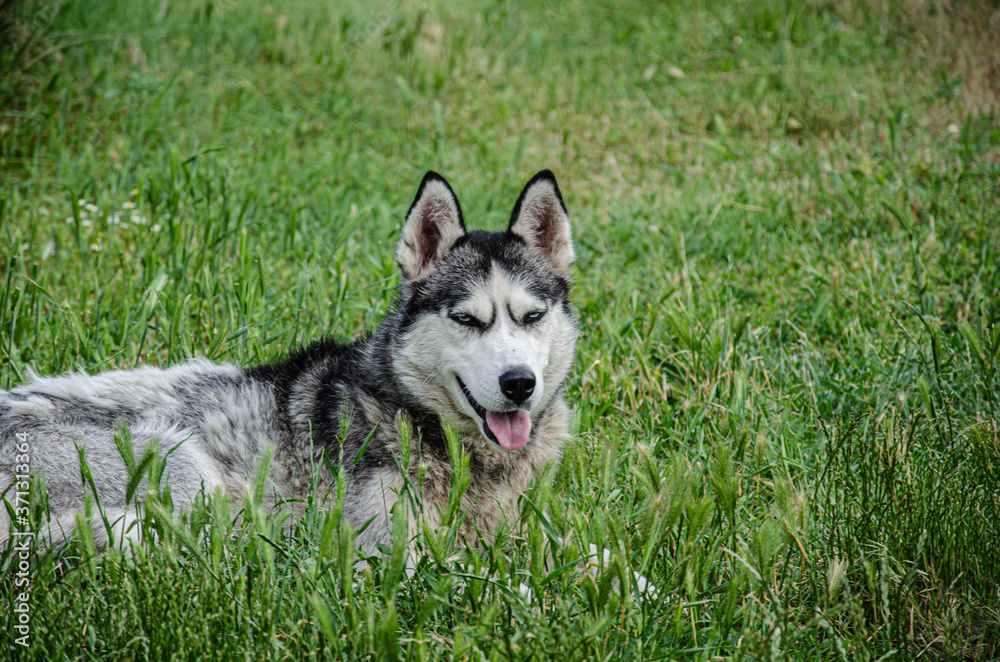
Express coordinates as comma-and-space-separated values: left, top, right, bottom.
499, 369, 535, 405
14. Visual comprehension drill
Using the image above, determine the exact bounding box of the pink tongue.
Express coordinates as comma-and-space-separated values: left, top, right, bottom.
485, 410, 532, 451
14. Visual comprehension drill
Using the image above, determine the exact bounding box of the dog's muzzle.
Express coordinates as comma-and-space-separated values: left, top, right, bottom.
456, 375, 532, 451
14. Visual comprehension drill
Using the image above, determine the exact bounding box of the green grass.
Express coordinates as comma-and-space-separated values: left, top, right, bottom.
1, 0, 999, 658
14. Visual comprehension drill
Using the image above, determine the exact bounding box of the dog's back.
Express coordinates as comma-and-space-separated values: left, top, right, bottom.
0, 359, 293, 548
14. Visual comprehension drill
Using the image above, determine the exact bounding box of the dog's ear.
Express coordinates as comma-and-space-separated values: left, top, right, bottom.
508, 170, 574, 276
396, 171, 466, 280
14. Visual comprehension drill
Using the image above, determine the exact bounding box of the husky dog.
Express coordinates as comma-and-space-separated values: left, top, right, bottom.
0, 171, 578, 556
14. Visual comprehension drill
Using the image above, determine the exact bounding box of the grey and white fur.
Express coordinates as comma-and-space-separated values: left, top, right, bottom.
0, 170, 578, 556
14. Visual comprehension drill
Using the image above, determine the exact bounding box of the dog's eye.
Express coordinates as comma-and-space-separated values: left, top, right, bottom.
524, 311, 546, 324
451, 313, 479, 327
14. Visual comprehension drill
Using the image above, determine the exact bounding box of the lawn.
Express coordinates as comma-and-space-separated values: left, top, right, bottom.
1, 0, 998, 658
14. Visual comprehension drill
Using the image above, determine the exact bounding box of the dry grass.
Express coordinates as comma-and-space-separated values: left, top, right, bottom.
903, 0, 1000, 115
830, 0, 1000, 116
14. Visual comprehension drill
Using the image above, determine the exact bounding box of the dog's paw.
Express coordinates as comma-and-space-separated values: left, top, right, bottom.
586, 543, 659, 600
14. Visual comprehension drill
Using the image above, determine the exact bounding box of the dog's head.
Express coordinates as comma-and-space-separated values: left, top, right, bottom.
391, 171, 578, 452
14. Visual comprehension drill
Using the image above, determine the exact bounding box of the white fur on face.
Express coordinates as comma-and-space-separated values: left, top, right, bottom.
392, 267, 577, 443
448, 270, 551, 411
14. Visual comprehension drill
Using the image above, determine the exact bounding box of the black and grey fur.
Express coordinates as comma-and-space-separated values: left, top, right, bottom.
0, 171, 578, 556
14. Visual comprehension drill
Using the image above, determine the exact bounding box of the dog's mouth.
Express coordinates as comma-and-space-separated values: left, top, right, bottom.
456, 376, 532, 451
